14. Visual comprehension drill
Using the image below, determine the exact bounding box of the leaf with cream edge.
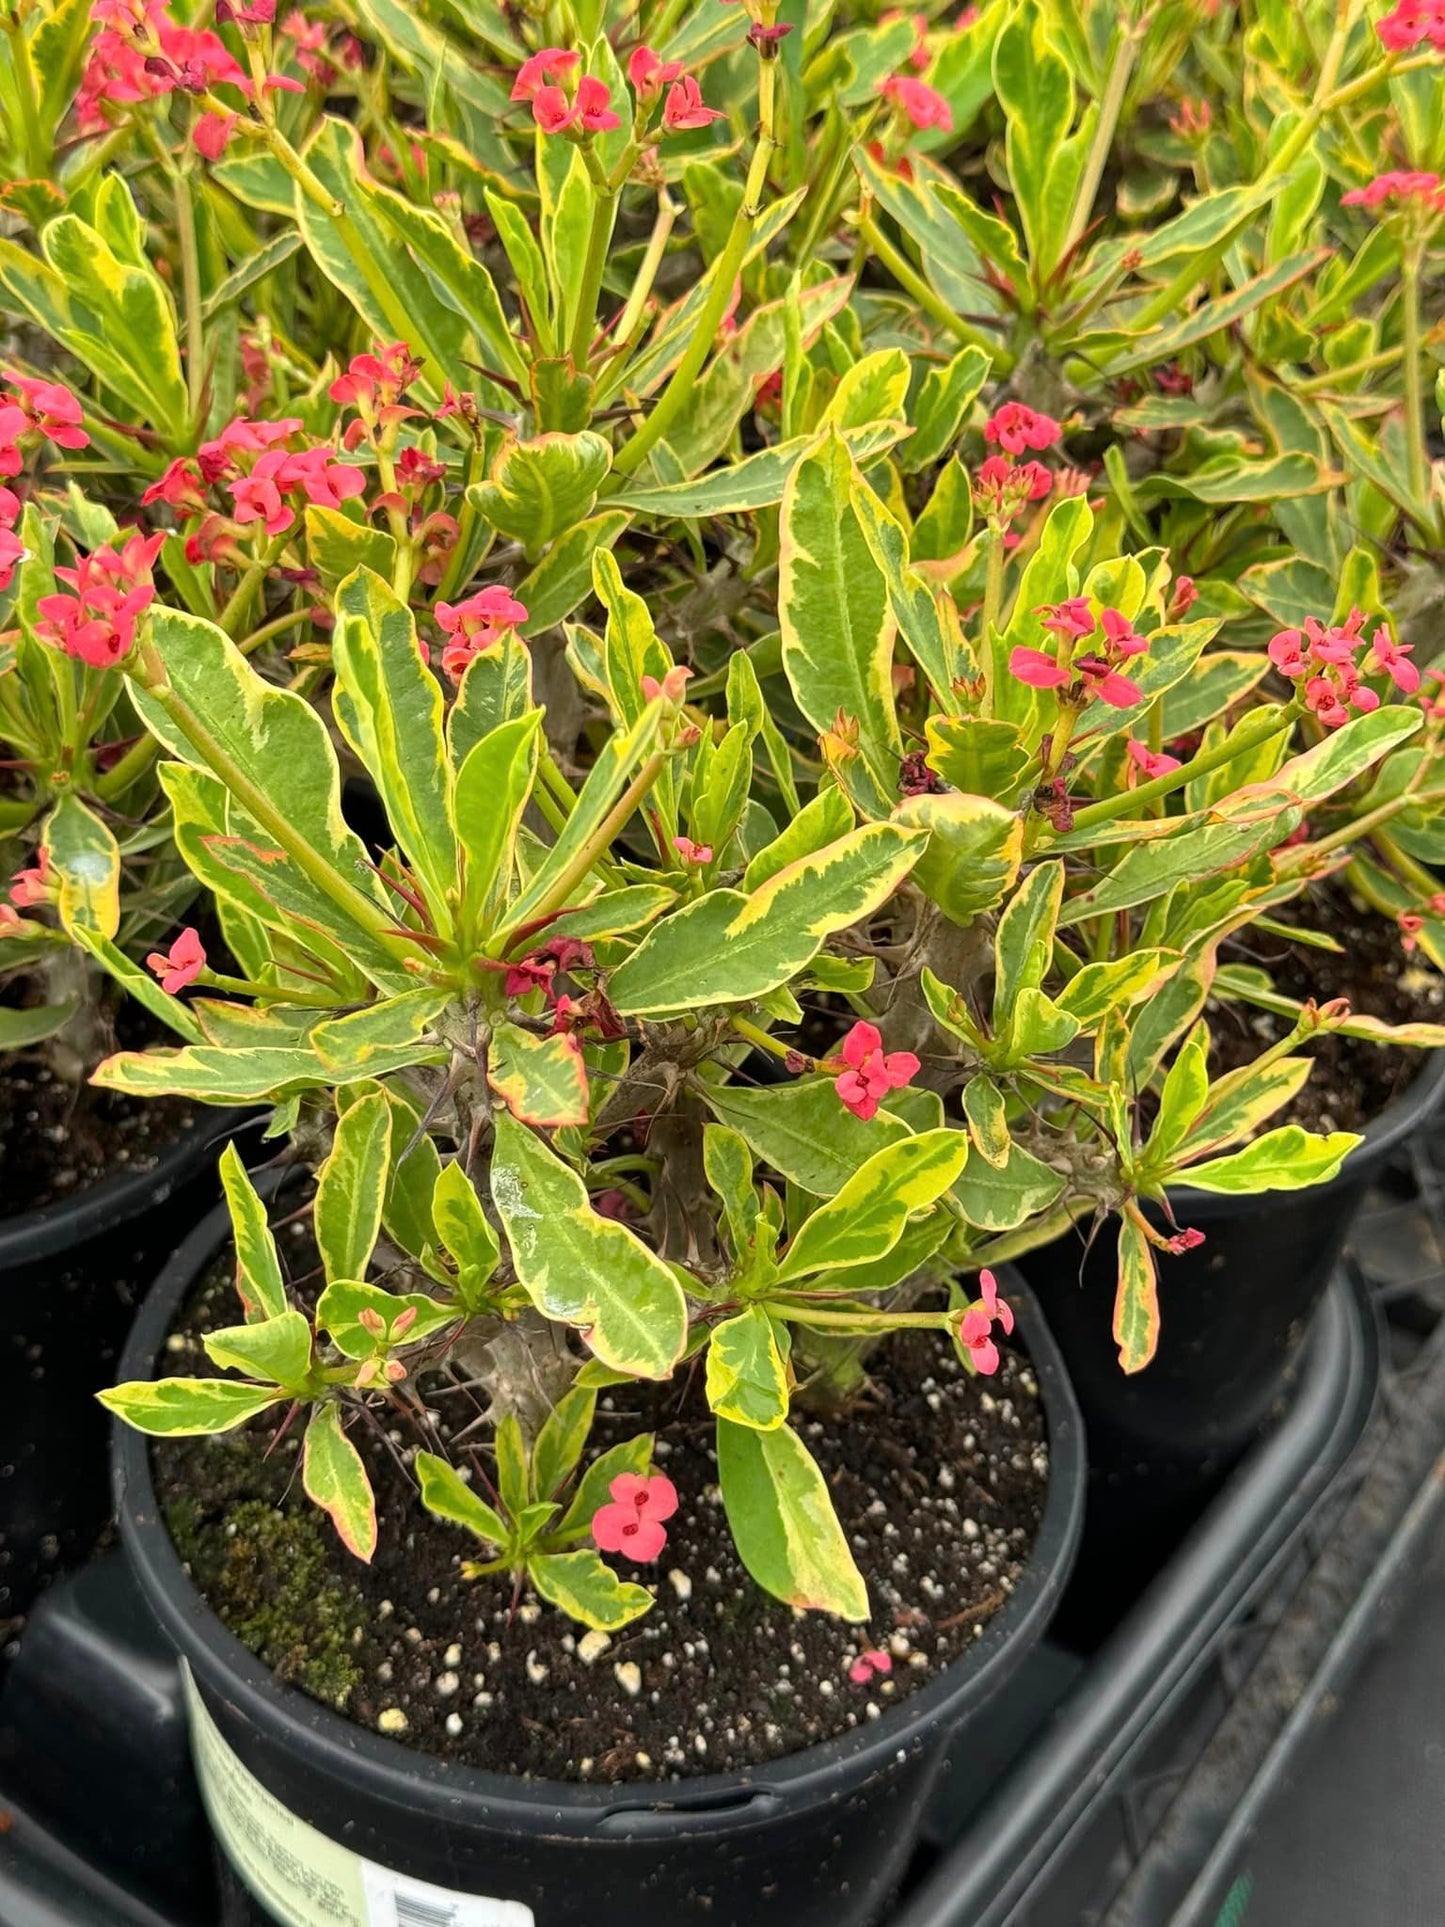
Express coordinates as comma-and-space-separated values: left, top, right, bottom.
219, 1142, 287, 1321
775, 1130, 970, 1282
716, 1418, 869, 1620
779, 427, 901, 816
302, 1404, 378, 1562
893, 792, 1023, 925
430, 1161, 500, 1312
45, 792, 119, 938
128, 606, 410, 992
608, 822, 926, 1017
702, 1076, 912, 1196
529, 1551, 654, 1631
331, 568, 456, 919
468, 432, 613, 559
486, 1023, 590, 1128
314, 1089, 391, 1286
454, 712, 542, 940
97, 1378, 283, 1435
1113, 1214, 1159, 1374
1173, 1126, 1359, 1193
706, 1306, 790, 1431
414, 1449, 507, 1549
489, 1111, 688, 1378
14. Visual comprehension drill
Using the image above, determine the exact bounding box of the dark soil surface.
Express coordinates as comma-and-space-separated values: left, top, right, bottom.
0, 1008, 197, 1216
153, 1235, 1050, 1785
1211, 882, 1444, 1133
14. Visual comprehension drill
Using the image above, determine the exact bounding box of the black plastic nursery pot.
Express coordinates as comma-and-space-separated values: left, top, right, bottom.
0, 1103, 256, 1631
113, 1195, 1087, 1927
1020, 1048, 1445, 1630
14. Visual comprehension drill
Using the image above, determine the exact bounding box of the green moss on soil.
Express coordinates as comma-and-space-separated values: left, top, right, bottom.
167, 1492, 366, 1710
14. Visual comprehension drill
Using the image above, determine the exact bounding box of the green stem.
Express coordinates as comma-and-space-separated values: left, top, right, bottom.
1061, 17, 1138, 261
1263, 0, 1369, 181
570, 182, 619, 368
612, 67, 778, 478
1064, 707, 1295, 837
174, 168, 207, 430
858, 214, 999, 353
502, 750, 670, 944
613, 189, 678, 352
1402, 241, 1431, 524
1280, 785, 1445, 867
730, 1016, 796, 1061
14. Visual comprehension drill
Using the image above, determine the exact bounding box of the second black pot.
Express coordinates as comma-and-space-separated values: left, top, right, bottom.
114, 1196, 1086, 1927
1020, 1049, 1445, 1636
0, 1101, 257, 1632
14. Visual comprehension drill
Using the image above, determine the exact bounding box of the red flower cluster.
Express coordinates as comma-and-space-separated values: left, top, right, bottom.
514, 42, 722, 137
35, 530, 164, 669
955, 1269, 1013, 1376
1009, 600, 1148, 711
591, 1472, 678, 1562
0, 486, 23, 592
879, 72, 952, 131
972, 406, 1064, 528
328, 341, 425, 443
144, 416, 365, 553
435, 586, 529, 682
1126, 738, 1182, 782
1267, 610, 1416, 727
79, 0, 247, 130
1341, 169, 1444, 213
830, 1020, 920, 1122
1378, 0, 1445, 51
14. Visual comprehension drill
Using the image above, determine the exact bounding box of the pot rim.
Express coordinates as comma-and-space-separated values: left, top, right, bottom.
0, 1099, 259, 1267
114, 1188, 1086, 1828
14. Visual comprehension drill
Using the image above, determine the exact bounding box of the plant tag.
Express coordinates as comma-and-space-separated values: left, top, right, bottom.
183, 1665, 535, 1927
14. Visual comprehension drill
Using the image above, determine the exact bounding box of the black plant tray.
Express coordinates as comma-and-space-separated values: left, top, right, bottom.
0, 1262, 1381, 1927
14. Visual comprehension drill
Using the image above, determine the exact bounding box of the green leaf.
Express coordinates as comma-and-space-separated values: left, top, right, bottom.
962, 1076, 1011, 1170
415, 1449, 508, 1549
302, 1404, 377, 1562
608, 822, 925, 1018
776, 1130, 969, 1282
1113, 1215, 1159, 1375
1177, 1127, 1359, 1194
0, 1000, 79, 1050
529, 1550, 653, 1630
1144, 1022, 1210, 1169
98, 1377, 282, 1436
893, 792, 1023, 925
314, 1090, 392, 1287
716, 1419, 868, 1619
952, 1141, 1065, 1231
311, 990, 448, 1078
992, 0, 1081, 282
490, 1112, 688, 1379
994, 860, 1063, 1034
219, 1141, 287, 1321
554, 1433, 654, 1541
455, 713, 542, 938
707, 1304, 790, 1432
204, 1310, 314, 1390
315, 1279, 458, 1359
779, 427, 901, 811
703, 1123, 760, 1258
304, 506, 396, 591
430, 1160, 500, 1309
332, 568, 455, 916
487, 1022, 589, 1128
702, 1075, 911, 1196
469, 433, 612, 560
132, 607, 405, 992
852, 479, 971, 706
45, 793, 119, 940
924, 716, 1030, 799
1101, 248, 1329, 376
532, 1386, 598, 1500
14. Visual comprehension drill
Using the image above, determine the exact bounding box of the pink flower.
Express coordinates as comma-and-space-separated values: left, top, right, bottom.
0, 525, 24, 591
7, 376, 89, 451
1169, 574, 1199, 619
984, 402, 1062, 455
575, 74, 621, 131
847, 1648, 893, 1686
672, 835, 712, 864
146, 926, 206, 994
972, 455, 1053, 523
1127, 739, 1181, 781
531, 83, 575, 132
1267, 627, 1307, 677
193, 109, 236, 159
8, 851, 53, 909
628, 44, 682, 97
1100, 607, 1147, 657
197, 415, 302, 484
1377, 0, 1445, 49
328, 341, 422, 416
832, 1020, 920, 1121
435, 586, 528, 682
511, 46, 577, 100
1163, 1226, 1206, 1255
1038, 597, 1095, 640
878, 72, 952, 131
662, 74, 725, 130
1366, 624, 1419, 693
228, 447, 364, 534
1341, 169, 1443, 212
955, 1268, 1013, 1376
502, 953, 555, 999
1008, 645, 1070, 690
591, 1472, 678, 1562
141, 457, 207, 514
1075, 657, 1142, 709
